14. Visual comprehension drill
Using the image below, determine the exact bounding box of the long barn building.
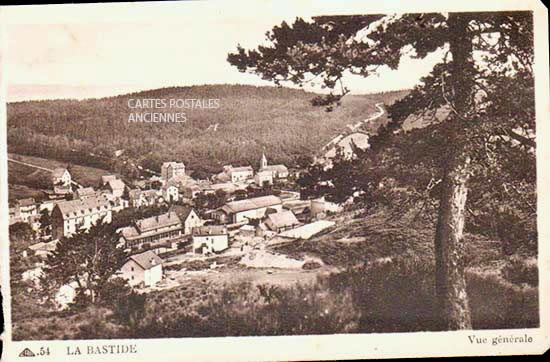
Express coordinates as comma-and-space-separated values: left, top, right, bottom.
215, 195, 282, 224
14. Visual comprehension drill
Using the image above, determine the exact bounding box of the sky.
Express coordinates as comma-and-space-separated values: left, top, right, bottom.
3, 1, 445, 102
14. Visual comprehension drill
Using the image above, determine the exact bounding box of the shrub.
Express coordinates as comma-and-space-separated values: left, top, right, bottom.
467, 271, 538, 329
302, 261, 322, 270
184, 259, 211, 271
501, 256, 538, 287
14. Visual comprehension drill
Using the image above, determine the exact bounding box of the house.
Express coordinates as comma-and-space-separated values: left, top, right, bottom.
51, 195, 113, 239
182, 180, 218, 198
161, 182, 179, 203
101, 175, 117, 186
216, 195, 283, 224
52, 168, 72, 187
169, 205, 202, 234
119, 212, 182, 249
259, 153, 289, 179
255, 170, 273, 186
104, 193, 128, 212
264, 210, 301, 233
161, 162, 186, 181
73, 187, 98, 200
53, 185, 72, 195
106, 179, 126, 198
192, 226, 229, 254
238, 224, 256, 237
120, 250, 163, 287
17, 198, 38, 221
283, 201, 312, 222
39, 200, 56, 214
228, 166, 254, 183
9, 207, 21, 224
129, 189, 145, 207
210, 182, 240, 194
128, 189, 161, 208
181, 184, 202, 199
311, 197, 343, 218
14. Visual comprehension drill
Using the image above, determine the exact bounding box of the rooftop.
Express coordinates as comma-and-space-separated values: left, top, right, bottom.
221, 195, 282, 214
55, 196, 112, 219
261, 164, 288, 173
168, 205, 195, 221
193, 225, 228, 236
75, 187, 97, 197
162, 161, 185, 168
52, 168, 68, 178
135, 212, 181, 233
101, 175, 117, 184
265, 210, 300, 229
108, 179, 125, 190
129, 250, 163, 270
230, 166, 253, 173
18, 198, 36, 207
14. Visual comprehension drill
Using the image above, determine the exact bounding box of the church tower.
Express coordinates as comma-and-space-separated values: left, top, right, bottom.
260, 153, 268, 169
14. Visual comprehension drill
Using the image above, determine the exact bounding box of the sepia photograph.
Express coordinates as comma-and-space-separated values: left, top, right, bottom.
0, 0, 548, 360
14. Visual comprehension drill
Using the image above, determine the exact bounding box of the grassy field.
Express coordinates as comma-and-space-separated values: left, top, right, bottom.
8, 184, 47, 203
8, 153, 116, 190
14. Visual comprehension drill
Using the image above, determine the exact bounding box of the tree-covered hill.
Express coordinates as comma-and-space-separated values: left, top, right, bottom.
7, 84, 407, 174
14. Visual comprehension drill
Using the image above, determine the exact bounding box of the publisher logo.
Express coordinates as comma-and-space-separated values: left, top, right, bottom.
19, 348, 36, 357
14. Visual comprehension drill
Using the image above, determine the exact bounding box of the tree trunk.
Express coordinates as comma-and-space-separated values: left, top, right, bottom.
433, 13, 476, 330
435, 150, 472, 329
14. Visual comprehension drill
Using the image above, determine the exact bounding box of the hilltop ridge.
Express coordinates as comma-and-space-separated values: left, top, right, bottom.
7, 84, 407, 174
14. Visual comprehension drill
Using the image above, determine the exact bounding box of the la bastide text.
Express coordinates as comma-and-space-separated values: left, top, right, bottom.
67, 344, 137, 355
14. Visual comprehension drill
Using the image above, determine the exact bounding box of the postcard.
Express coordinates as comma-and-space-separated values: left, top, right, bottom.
1, 0, 549, 360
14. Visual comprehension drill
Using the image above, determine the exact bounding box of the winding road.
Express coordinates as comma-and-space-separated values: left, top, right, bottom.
315, 102, 385, 166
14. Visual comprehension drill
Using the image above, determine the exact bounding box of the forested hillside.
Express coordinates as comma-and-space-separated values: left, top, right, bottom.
7, 85, 407, 175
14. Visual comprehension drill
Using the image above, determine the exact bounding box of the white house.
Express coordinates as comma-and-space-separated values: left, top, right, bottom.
192, 226, 229, 254
161, 162, 186, 181
52, 168, 72, 187
17, 198, 38, 222
311, 197, 343, 218
101, 175, 117, 186
106, 179, 126, 198
51, 195, 113, 239
39, 200, 56, 214
264, 210, 301, 233
161, 182, 179, 203
120, 250, 163, 287
228, 166, 254, 183
128, 189, 160, 208
73, 187, 99, 200
255, 170, 273, 186
259, 153, 289, 179
216, 195, 283, 224
169, 205, 203, 235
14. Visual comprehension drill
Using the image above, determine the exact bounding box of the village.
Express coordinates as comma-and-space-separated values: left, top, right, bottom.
10, 152, 344, 309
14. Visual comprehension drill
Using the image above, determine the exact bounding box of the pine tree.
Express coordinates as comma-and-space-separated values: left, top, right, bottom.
228, 11, 535, 329
43, 222, 127, 304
